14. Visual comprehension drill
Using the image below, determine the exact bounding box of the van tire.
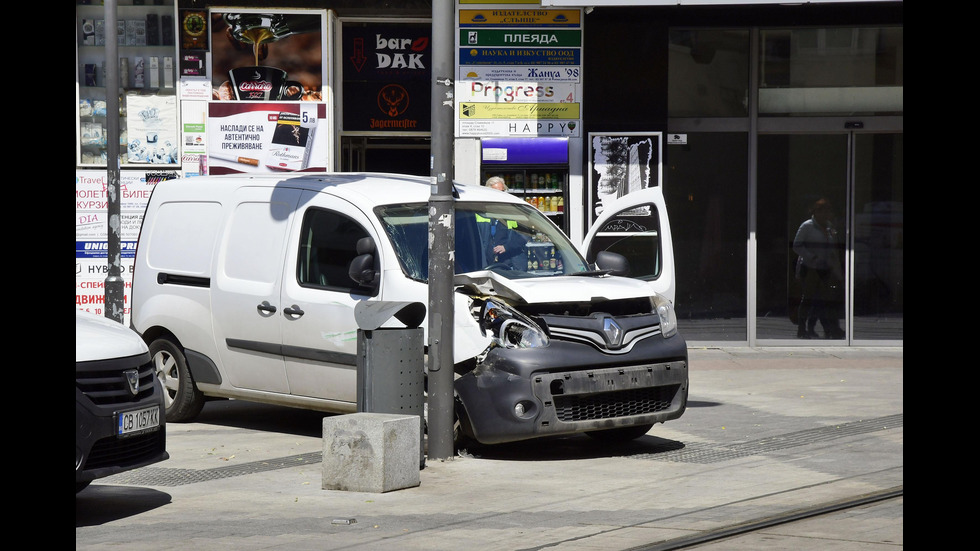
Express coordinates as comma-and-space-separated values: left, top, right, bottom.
150, 337, 205, 422
585, 423, 654, 442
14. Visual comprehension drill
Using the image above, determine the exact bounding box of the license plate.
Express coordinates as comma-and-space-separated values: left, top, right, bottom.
118, 406, 160, 436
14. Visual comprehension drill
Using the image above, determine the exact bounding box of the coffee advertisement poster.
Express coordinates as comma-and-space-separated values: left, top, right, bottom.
209, 10, 326, 102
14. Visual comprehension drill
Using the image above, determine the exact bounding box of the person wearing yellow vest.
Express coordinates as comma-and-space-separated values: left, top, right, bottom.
482, 176, 526, 269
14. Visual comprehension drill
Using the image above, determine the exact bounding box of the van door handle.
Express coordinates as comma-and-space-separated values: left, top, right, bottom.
283, 305, 305, 318
257, 301, 277, 315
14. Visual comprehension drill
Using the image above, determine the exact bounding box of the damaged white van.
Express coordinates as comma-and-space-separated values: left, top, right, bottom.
131, 172, 687, 445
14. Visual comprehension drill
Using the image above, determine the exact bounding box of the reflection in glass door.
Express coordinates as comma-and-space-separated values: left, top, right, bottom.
757, 134, 848, 341
756, 132, 903, 343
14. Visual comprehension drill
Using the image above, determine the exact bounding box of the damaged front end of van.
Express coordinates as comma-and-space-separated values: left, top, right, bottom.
375, 192, 687, 446
449, 271, 688, 445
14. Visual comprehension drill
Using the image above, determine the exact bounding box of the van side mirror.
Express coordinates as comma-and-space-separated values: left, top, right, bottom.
595, 250, 631, 277
348, 236, 379, 290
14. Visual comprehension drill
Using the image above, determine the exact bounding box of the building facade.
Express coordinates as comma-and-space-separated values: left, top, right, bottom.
75, 0, 902, 346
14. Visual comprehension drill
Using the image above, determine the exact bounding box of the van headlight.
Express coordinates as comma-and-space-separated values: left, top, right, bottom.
652, 294, 678, 338
480, 299, 550, 349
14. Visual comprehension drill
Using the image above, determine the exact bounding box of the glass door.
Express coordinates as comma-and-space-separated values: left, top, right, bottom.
757, 134, 848, 341
852, 133, 903, 342
756, 131, 903, 343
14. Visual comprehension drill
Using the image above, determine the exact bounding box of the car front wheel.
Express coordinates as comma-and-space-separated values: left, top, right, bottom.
149, 337, 204, 422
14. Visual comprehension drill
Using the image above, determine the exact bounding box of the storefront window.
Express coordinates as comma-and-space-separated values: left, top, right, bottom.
76, 1, 179, 167
664, 132, 748, 341
759, 27, 903, 116
668, 30, 749, 118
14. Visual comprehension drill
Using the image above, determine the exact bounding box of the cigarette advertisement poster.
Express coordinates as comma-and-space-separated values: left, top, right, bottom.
76, 170, 164, 324
589, 132, 662, 225
207, 102, 328, 174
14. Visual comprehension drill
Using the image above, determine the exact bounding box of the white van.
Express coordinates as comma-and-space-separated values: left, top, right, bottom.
131, 172, 687, 446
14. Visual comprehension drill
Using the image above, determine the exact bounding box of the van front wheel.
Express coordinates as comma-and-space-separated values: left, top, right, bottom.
150, 337, 204, 422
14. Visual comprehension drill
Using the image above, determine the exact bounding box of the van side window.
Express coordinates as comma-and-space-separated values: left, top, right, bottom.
297, 208, 370, 291
586, 203, 663, 280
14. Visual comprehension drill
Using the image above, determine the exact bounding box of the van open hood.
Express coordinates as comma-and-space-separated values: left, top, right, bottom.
454, 270, 654, 304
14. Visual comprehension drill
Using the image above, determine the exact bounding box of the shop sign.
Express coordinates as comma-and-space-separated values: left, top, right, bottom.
459, 65, 580, 82
75, 256, 136, 324
343, 22, 432, 133
454, 8, 582, 137
459, 47, 580, 66
459, 9, 581, 27
76, 169, 176, 326
460, 29, 581, 47
456, 81, 576, 103
458, 119, 579, 138
459, 102, 580, 119
343, 80, 430, 133
75, 170, 157, 257
343, 23, 431, 82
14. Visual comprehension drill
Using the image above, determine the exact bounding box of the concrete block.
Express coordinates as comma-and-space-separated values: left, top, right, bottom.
322, 413, 421, 493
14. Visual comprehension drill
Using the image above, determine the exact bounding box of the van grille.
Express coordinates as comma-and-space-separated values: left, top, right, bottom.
76, 355, 156, 405
553, 384, 680, 422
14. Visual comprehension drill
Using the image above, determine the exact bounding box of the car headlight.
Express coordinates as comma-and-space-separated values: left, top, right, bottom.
652, 294, 678, 338
480, 299, 550, 349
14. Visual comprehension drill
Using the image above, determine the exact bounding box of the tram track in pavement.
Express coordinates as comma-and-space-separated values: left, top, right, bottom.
628, 484, 902, 551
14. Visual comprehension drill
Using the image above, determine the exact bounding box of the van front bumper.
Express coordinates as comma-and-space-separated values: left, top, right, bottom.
454, 335, 688, 445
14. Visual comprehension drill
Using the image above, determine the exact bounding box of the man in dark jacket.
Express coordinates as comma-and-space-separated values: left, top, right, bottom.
483, 176, 527, 269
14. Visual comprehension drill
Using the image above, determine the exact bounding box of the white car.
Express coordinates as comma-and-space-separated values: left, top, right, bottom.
76, 310, 168, 493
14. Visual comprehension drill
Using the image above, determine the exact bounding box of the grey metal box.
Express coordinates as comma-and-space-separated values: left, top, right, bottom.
356, 327, 425, 466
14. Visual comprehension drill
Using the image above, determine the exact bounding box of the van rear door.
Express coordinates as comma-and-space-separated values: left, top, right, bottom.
582, 186, 676, 304
211, 187, 302, 393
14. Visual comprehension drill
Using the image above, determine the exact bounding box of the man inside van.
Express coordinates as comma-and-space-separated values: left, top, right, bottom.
481, 176, 526, 270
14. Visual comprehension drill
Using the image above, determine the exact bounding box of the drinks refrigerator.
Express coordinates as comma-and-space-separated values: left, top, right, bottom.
480, 137, 570, 276
480, 137, 570, 236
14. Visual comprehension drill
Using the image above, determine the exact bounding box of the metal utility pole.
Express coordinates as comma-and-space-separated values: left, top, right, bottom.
427, 0, 456, 461
104, 0, 125, 324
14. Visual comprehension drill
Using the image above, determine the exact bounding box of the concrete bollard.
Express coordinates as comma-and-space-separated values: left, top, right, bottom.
322, 412, 421, 493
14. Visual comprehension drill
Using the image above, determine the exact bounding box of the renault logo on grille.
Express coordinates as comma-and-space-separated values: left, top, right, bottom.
602, 317, 623, 348
124, 369, 140, 396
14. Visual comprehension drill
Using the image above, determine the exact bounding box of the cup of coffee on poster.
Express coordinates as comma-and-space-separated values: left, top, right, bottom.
228, 66, 304, 101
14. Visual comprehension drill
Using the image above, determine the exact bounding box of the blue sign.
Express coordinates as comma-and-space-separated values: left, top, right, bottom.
459, 47, 580, 66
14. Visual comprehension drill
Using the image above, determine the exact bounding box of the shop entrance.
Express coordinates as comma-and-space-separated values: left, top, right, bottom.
756, 131, 903, 343
340, 136, 431, 177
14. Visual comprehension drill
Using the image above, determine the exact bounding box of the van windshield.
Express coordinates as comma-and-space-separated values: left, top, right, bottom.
376, 202, 590, 281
